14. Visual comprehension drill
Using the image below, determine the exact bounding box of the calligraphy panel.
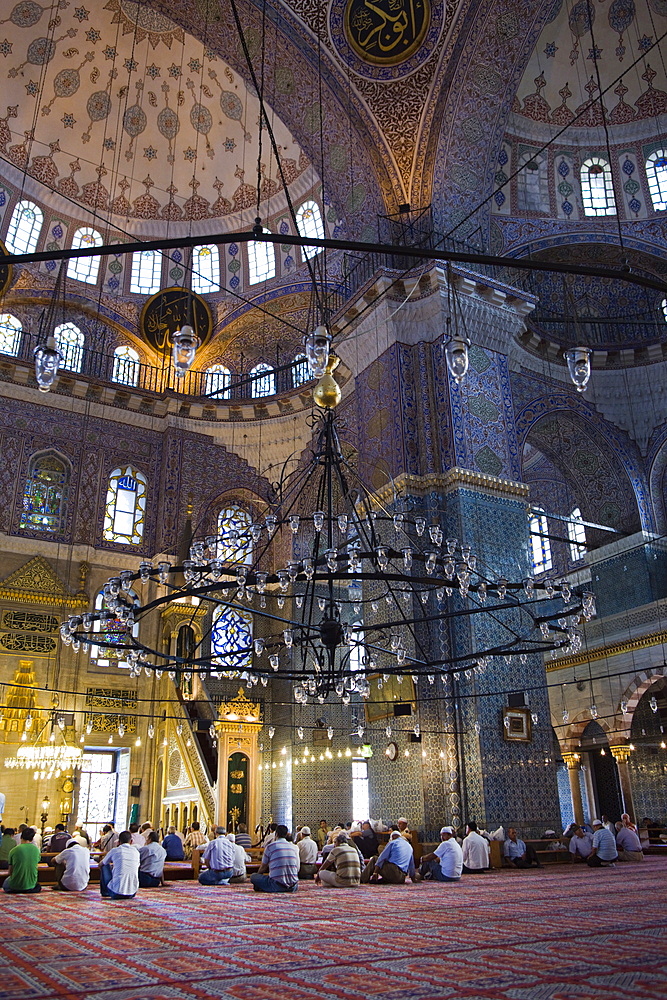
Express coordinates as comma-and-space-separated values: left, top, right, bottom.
140, 287, 213, 354
344, 0, 430, 65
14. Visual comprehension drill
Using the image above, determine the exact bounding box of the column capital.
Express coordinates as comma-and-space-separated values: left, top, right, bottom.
609, 744, 632, 763
562, 751, 582, 769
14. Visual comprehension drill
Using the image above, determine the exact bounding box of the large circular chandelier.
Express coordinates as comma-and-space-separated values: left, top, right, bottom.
60, 363, 595, 710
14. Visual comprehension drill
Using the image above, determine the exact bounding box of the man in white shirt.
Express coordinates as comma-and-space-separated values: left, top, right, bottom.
198, 827, 236, 885
462, 821, 490, 873
138, 831, 167, 887
227, 832, 251, 884
297, 826, 318, 879
129, 824, 146, 847
616, 823, 643, 862
586, 819, 618, 867
417, 827, 463, 882
53, 839, 90, 892
99, 830, 140, 899
569, 826, 593, 861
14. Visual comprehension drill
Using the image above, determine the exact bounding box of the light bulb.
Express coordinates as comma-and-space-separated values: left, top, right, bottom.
564, 346, 592, 393
171, 324, 200, 377
268, 726, 275, 739
444, 332, 470, 383
34, 335, 62, 392
304, 325, 331, 378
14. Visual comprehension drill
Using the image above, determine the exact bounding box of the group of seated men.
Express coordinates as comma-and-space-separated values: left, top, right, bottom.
568, 817, 644, 866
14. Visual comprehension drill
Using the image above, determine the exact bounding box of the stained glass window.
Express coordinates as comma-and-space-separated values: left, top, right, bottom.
5, 200, 43, 255
90, 589, 139, 667
205, 364, 231, 399
54, 322, 84, 373
217, 504, 253, 564
517, 152, 549, 212
0, 313, 22, 356
580, 157, 616, 217
567, 506, 587, 561
211, 606, 253, 672
67, 227, 103, 285
192, 244, 220, 294
646, 150, 667, 211
529, 508, 552, 575
293, 353, 310, 388
103, 466, 147, 544
20, 451, 69, 532
296, 200, 324, 260
250, 362, 275, 398
247, 239, 275, 284
130, 250, 161, 294
662, 298, 667, 323
112, 345, 140, 386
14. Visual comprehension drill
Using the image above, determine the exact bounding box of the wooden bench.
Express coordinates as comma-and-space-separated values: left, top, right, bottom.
489, 838, 570, 868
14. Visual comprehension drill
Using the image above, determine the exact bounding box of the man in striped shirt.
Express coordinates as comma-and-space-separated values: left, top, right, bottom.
250, 825, 299, 893
316, 832, 361, 888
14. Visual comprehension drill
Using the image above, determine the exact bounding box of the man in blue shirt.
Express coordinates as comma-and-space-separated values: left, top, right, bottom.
586, 819, 618, 867
162, 826, 185, 861
503, 827, 543, 869
360, 830, 416, 884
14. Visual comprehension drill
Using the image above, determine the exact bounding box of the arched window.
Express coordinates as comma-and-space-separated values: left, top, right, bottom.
54, 322, 84, 373
250, 362, 275, 398
529, 507, 552, 575
517, 152, 549, 213
662, 298, 667, 323
217, 504, 253, 564
191, 244, 220, 294
90, 589, 139, 667
0, 313, 22, 356
247, 240, 275, 284
103, 466, 147, 544
646, 150, 667, 212
295, 200, 324, 260
580, 157, 616, 217
5, 200, 43, 255
130, 250, 161, 294
567, 506, 587, 561
67, 227, 103, 285
211, 606, 253, 672
205, 364, 231, 399
20, 450, 69, 532
292, 353, 310, 388
112, 345, 140, 387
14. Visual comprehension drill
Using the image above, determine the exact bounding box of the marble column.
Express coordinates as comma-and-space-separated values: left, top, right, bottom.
610, 744, 636, 821
562, 752, 585, 826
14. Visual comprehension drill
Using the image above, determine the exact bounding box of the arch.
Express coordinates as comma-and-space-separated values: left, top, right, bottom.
103, 466, 147, 545
130, 250, 161, 294
112, 345, 140, 387
250, 362, 275, 398
580, 157, 616, 217
0, 313, 22, 357
217, 503, 253, 565
204, 364, 232, 399
67, 227, 103, 285
645, 150, 667, 212
295, 201, 324, 260
192, 244, 220, 294
618, 667, 667, 738
247, 239, 276, 284
5, 200, 43, 255
19, 450, 70, 533
54, 322, 84, 373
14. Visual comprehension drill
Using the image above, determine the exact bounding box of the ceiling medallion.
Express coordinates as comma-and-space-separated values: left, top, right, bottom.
140, 287, 213, 354
331, 0, 443, 80
104, 0, 185, 48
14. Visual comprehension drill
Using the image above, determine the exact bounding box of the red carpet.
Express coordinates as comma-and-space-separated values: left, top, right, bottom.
2, 858, 666, 1000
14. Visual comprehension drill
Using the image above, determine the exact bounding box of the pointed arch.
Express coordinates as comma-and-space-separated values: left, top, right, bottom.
103, 466, 147, 544
20, 450, 70, 533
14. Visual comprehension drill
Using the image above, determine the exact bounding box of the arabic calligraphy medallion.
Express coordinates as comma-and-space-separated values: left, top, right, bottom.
140, 286, 213, 353
344, 0, 430, 65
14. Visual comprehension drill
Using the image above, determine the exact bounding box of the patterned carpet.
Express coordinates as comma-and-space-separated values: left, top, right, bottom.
2, 858, 666, 1000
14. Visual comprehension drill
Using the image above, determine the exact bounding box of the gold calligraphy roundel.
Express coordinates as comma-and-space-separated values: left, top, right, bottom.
140, 287, 213, 354
344, 0, 430, 66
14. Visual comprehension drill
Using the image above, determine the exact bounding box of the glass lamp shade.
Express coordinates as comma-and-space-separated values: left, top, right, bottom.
304, 325, 331, 378
444, 333, 470, 383
171, 325, 200, 378
34, 336, 62, 392
564, 346, 592, 393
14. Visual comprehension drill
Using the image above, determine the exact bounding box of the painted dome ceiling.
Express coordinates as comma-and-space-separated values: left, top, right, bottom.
0, 0, 311, 229
512, 0, 667, 130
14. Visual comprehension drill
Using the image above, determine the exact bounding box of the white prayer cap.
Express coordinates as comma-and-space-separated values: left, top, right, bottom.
591, 819, 602, 826
440, 826, 455, 835
398, 817, 408, 824
227, 833, 236, 842
390, 830, 402, 839
301, 826, 311, 836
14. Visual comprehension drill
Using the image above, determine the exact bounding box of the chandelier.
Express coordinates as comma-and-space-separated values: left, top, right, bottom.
60, 358, 595, 716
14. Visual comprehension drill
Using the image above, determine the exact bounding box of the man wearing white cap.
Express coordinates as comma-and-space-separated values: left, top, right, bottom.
416, 827, 463, 882
297, 826, 318, 879
586, 819, 618, 867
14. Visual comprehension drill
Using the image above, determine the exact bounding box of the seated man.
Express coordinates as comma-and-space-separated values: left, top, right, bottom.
418, 827, 463, 883
184, 821, 207, 857
616, 822, 643, 862
227, 832, 250, 884
99, 830, 140, 899
317, 832, 361, 888
198, 827, 235, 885
162, 826, 185, 861
297, 826, 318, 879
234, 823, 252, 850
96, 824, 119, 856
315, 819, 329, 850
53, 837, 90, 891
129, 823, 145, 847
397, 818, 412, 842
361, 830, 416, 884
138, 831, 166, 887
569, 826, 593, 862
2, 826, 41, 894
0, 827, 15, 870
462, 821, 490, 873
250, 824, 299, 893
503, 827, 543, 869
352, 820, 379, 860
46, 823, 71, 856
586, 819, 618, 868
